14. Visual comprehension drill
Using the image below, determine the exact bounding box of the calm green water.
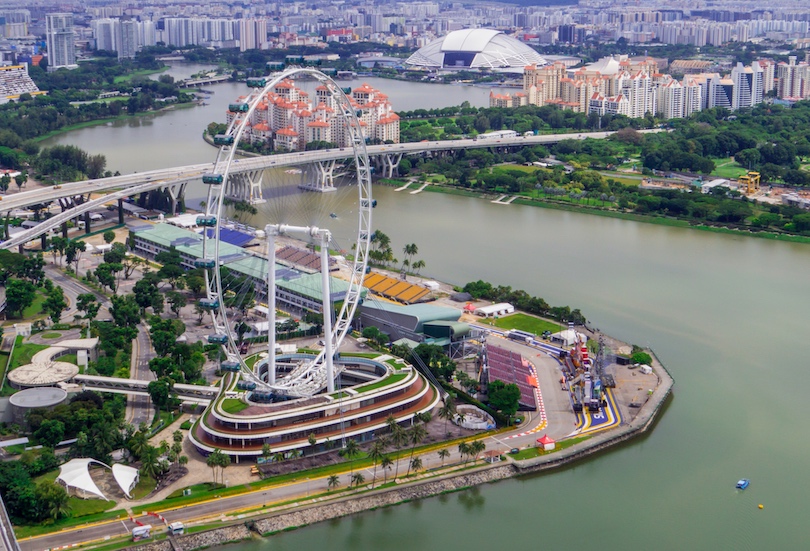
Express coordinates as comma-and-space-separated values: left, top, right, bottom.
43, 66, 810, 548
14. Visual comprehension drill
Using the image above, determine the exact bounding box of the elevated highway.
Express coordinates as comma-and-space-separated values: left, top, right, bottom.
0, 130, 631, 250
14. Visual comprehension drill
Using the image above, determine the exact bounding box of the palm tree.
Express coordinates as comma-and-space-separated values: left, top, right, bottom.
438, 400, 457, 436
458, 442, 471, 464
173, 430, 183, 444
412, 259, 426, 275
381, 456, 394, 484
140, 445, 161, 480
350, 472, 365, 489
389, 425, 408, 480
410, 457, 423, 475
208, 448, 226, 485
340, 439, 361, 478
261, 443, 272, 461
179, 455, 188, 467
273, 452, 285, 464
438, 448, 450, 466
470, 440, 486, 461
405, 424, 428, 477
368, 441, 386, 488
327, 474, 341, 492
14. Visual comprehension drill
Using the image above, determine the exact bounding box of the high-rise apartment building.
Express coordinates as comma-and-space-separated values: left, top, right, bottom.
45, 13, 76, 71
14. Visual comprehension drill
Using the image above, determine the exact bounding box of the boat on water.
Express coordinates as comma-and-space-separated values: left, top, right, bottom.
736, 479, 750, 490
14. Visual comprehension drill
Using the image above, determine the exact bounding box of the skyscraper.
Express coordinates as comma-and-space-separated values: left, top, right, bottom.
46, 13, 76, 71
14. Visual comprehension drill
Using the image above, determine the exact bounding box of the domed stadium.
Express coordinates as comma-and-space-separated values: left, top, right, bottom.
406, 29, 547, 72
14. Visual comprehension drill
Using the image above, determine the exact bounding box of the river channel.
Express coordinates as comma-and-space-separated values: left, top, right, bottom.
42, 64, 810, 549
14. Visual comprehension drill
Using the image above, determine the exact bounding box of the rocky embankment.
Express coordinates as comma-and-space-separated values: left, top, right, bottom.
254, 465, 515, 534
128, 525, 252, 551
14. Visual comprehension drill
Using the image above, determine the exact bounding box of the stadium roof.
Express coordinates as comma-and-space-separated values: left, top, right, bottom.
406, 29, 547, 71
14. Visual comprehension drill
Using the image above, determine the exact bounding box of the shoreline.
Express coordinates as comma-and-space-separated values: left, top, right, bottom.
121, 352, 673, 551
414, 181, 810, 245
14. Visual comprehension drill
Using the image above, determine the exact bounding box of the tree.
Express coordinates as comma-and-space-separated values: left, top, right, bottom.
103, 230, 116, 244
262, 443, 272, 460
173, 430, 183, 444
339, 439, 361, 478
386, 416, 407, 480
140, 445, 161, 480
147, 378, 175, 414
410, 456, 423, 475
438, 448, 450, 466
487, 380, 521, 417
458, 441, 471, 464
49, 236, 68, 266
381, 455, 394, 484
470, 440, 486, 461
631, 351, 653, 365
5, 279, 36, 318
14, 171, 27, 190
350, 472, 365, 489
42, 285, 67, 324
327, 474, 341, 491
368, 440, 386, 488
207, 448, 223, 485
166, 291, 187, 317
36, 481, 70, 520
438, 399, 457, 436
405, 424, 428, 477
0, 174, 10, 193
65, 240, 87, 276
110, 294, 141, 327
34, 419, 65, 444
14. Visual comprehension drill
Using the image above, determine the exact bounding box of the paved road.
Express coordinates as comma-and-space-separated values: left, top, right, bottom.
127, 326, 155, 427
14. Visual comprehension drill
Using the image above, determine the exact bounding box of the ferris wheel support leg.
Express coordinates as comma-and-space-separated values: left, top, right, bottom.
320, 232, 335, 393
267, 230, 277, 385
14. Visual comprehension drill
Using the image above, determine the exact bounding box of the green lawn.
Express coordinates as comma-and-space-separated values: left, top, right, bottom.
21, 292, 47, 318
710, 157, 747, 179
113, 67, 167, 84
40, 332, 63, 340
221, 398, 249, 414
355, 372, 408, 394
14, 506, 124, 539
131, 474, 156, 500
492, 164, 541, 174
512, 435, 591, 460
491, 313, 562, 336
9, 340, 48, 370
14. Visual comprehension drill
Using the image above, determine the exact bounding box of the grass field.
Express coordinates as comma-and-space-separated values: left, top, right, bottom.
40, 332, 63, 339
710, 157, 747, 179
491, 313, 562, 336
9, 340, 48, 371
21, 292, 46, 319
113, 67, 167, 84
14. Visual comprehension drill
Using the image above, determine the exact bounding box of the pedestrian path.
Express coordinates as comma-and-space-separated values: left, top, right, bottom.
410, 183, 429, 194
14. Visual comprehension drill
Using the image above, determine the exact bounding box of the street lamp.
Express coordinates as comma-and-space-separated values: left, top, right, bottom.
263, 492, 267, 507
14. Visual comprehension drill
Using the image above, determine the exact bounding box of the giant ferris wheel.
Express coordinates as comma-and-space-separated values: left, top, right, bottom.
196, 67, 373, 399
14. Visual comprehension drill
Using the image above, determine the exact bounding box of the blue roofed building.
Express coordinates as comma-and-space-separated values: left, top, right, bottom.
129, 223, 364, 315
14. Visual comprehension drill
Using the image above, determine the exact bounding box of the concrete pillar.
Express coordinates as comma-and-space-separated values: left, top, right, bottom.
62, 222, 68, 239
118, 199, 124, 224
84, 212, 91, 234
41, 234, 47, 250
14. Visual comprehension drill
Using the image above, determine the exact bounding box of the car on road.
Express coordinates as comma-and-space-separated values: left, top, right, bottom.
509, 448, 520, 455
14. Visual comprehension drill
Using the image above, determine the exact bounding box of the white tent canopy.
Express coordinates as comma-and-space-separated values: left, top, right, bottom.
550, 329, 587, 347
112, 464, 139, 499
57, 458, 110, 501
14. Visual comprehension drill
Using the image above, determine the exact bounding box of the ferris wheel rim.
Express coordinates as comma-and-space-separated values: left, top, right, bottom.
200, 67, 373, 398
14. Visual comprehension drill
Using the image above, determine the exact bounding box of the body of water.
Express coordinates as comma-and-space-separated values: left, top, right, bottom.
40, 65, 495, 175
41, 64, 810, 549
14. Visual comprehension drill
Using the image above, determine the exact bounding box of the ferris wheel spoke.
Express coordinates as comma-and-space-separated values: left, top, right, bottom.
198, 67, 372, 400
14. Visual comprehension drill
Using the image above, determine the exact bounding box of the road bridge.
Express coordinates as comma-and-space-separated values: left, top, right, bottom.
0, 130, 644, 250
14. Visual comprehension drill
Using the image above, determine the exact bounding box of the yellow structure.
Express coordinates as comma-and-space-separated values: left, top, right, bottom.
738, 171, 761, 195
